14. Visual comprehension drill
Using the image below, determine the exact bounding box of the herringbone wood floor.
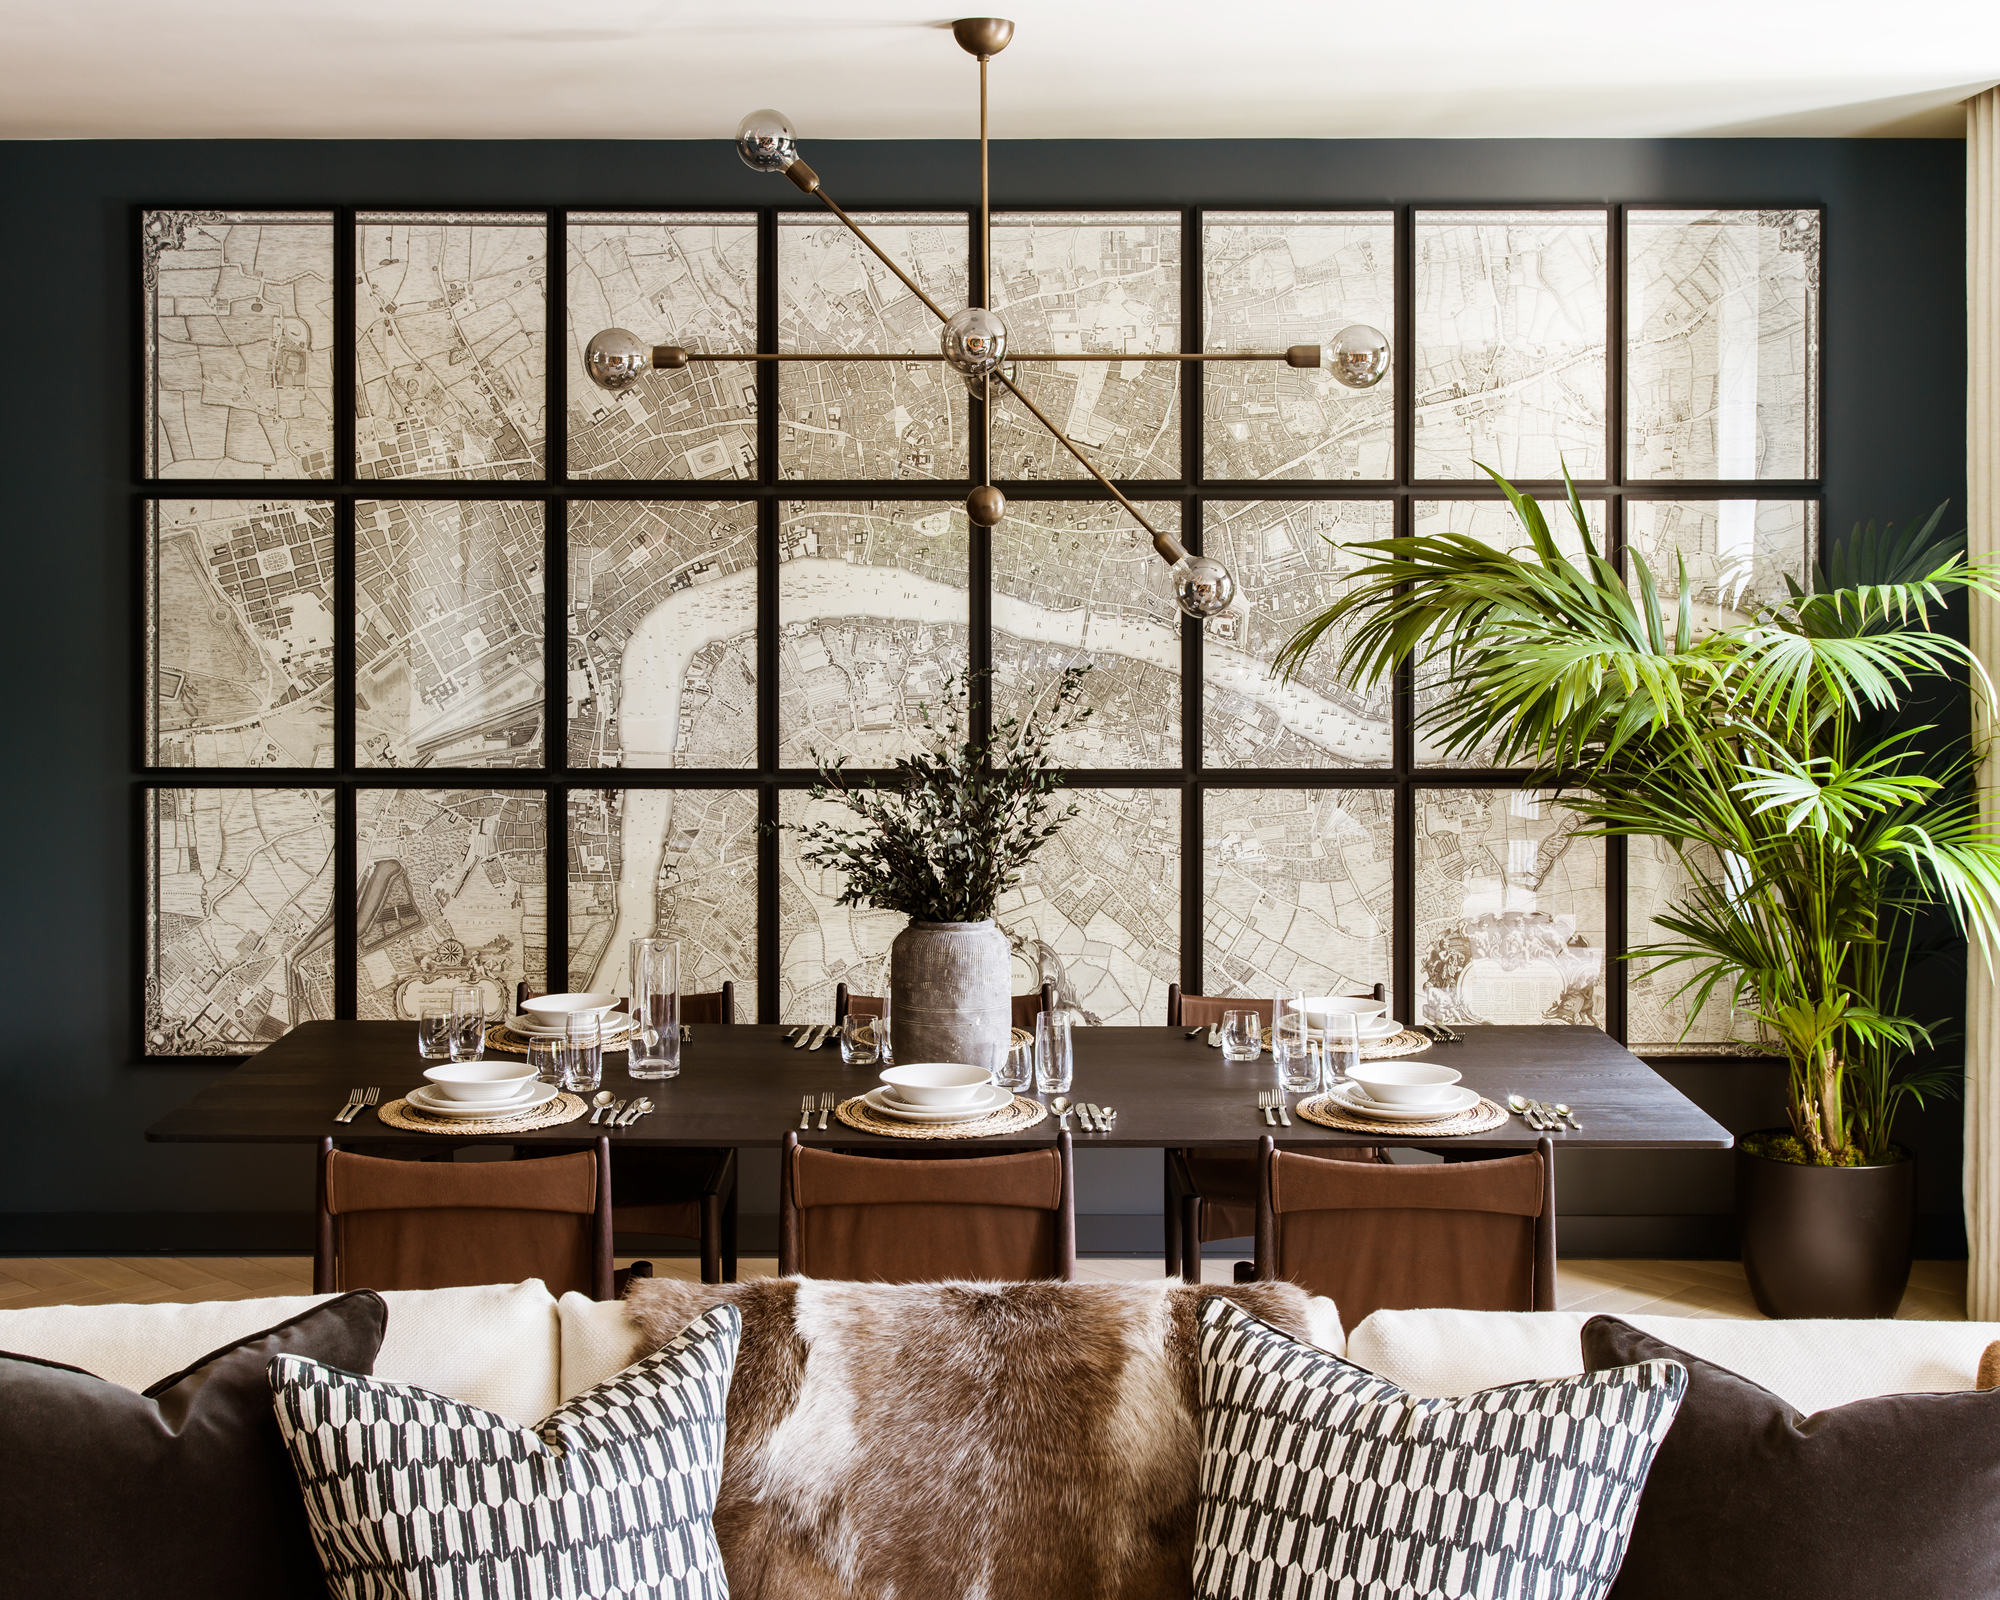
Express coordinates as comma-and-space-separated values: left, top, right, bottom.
0, 1255, 1970, 1319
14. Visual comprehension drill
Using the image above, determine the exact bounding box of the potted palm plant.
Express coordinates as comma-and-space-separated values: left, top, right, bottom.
781, 667, 1089, 1072
1277, 472, 2000, 1316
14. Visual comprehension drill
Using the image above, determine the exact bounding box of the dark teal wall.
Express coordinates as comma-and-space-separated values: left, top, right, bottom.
0, 138, 1969, 1253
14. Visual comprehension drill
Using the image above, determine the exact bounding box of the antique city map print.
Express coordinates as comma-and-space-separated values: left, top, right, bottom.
355, 789, 548, 1020
1626, 835, 1775, 1053
1203, 212, 1396, 480
355, 499, 546, 769
1625, 499, 1815, 632
1413, 210, 1606, 480
990, 502, 1182, 767
355, 213, 546, 481
777, 213, 969, 479
569, 788, 758, 1017
566, 214, 758, 480
778, 791, 907, 1024
1204, 788, 1395, 1014
146, 499, 335, 768
988, 212, 1179, 480
777, 500, 969, 766
144, 211, 334, 480
1202, 499, 1395, 768
1415, 789, 1605, 1029
568, 501, 757, 769
1627, 209, 1819, 481
146, 787, 335, 1054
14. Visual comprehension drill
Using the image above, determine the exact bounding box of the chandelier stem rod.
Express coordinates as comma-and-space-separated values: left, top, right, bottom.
995, 370, 1188, 565
979, 54, 990, 310
809, 188, 952, 326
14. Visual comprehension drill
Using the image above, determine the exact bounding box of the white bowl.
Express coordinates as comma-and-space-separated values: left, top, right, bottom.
1298, 994, 1389, 1024
879, 1062, 994, 1107
422, 1061, 539, 1104
1347, 1061, 1463, 1107
519, 992, 620, 1027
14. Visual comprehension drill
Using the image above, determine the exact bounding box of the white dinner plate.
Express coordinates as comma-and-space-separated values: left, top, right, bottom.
506, 1013, 633, 1039
1323, 1080, 1481, 1122
406, 1080, 559, 1119
1355, 1016, 1403, 1040
862, 1084, 1013, 1123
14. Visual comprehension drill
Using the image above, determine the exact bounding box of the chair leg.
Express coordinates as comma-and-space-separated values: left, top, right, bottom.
313, 1137, 335, 1294
722, 1173, 739, 1283
1163, 1161, 1183, 1278
1180, 1194, 1203, 1284
699, 1190, 723, 1285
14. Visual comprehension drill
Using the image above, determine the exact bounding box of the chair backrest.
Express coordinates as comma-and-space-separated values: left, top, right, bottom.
836, 980, 1054, 1028
517, 983, 733, 1023
1253, 1135, 1554, 1331
1167, 982, 1387, 1028
779, 1131, 1075, 1282
315, 1138, 613, 1300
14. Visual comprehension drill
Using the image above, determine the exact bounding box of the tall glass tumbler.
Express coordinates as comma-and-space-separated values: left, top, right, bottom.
563, 1013, 603, 1095
1035, 1008, 1074, 1095
628, 936, 681, 1080
448, 985, 486, 1062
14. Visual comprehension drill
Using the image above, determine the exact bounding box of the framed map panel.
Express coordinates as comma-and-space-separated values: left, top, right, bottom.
355, 499, 546, 769
355, 788, 548, 1020
1414, 788, 1605, 1029
1202, 212, 1396, 480
777, 500, 970, 766
1413, 209, 1607, 481
991, 501, 1182, 768
989, 212, 1180, 480
1627, 209, 1820, 481
777, 790, 906, 1026
1625, 499, 1815, 631
146, 499, 335, 768
145, 787, 336, 1054
1626, 834, 1776, 1054
568, 788, 759, 1019
568, 501, 757, 769
355, 212, 546, 481
566, 214, 758, 480
1202, 787, 1395, 1013
777, 212, 969, 479
1411, 497, 1604, 767
143, 210, 334, 480
1201, 499, 1395, 768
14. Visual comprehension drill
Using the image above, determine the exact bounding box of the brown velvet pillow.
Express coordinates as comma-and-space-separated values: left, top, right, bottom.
1979, 1340, 2000, 1391
0, 1291, 386, 1600
1582, 1315, 2000, 1600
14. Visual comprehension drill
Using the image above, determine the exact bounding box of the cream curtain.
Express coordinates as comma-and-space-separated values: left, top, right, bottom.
1968, 87, 2000, 1319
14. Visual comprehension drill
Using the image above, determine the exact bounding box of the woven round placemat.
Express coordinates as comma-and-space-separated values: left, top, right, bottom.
1254, 1027, 1432, 1060
374, 1091, 592, 1136
1293, 1092, 1509, 1138
833, 1093, 1048, 1140
485, 1023, 630, 1057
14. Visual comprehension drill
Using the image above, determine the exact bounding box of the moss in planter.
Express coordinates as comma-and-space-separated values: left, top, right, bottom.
1742, 1131, 1911, 1168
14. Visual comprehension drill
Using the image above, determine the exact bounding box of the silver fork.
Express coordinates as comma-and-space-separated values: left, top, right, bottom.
818, 1091, 835, 1130
334, 1087, 363, 1122
799, 1094, 814, 1130
1256, 1089, 1275, 1126
1273, 1090, 1291, 1128
339, 1087, 380, 1124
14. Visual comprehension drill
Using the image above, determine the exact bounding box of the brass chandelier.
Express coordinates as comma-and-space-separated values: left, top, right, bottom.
583, 17, 1390, 622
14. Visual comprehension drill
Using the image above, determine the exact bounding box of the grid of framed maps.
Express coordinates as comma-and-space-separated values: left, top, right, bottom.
140, 204, 1819, 1054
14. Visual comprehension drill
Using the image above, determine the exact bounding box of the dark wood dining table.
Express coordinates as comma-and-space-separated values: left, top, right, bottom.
146, 1021, 1733, 1154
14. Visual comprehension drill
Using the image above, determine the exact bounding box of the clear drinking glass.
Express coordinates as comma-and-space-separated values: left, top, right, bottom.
1221, 1009, 1262, 1062
1271, 995, 1307, 1091
876, 989, 893, 1066
628, 935, 681, 1080
417, 1011, 453, 1060
527, 1035, 563, 1086
1324, 1014, 1361, 1087
1035, 1008, 1074, 1095
448, 985, 486, 1062
1282, 1033, 1322, 1096
997, 1037, 1035, 1094
562, 1013, 603, 1094
838, 1013, 877, 1067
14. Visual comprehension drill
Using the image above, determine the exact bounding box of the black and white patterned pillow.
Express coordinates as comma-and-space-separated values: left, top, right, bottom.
1194, 1299, 1685, 1600
270, 1302, 739, 1600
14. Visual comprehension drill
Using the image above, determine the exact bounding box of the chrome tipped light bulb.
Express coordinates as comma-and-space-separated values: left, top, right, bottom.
1324, 324, 1391, 390
940, 306, 1008, 379
1168, 553, 1238, 620
735, 109, 799, 173
584, 328, 650, 392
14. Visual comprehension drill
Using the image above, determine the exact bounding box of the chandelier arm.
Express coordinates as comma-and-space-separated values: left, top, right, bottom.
804, 186, 953, 326
661, 351, 1300, 363
995, 369, 1188, 564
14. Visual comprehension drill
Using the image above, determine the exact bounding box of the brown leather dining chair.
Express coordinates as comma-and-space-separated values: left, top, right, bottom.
1163, 984, 1389, 1281
1249, 1133, 1557, 1331
314, 1136, 614, 1299
834, 979, 1055, 1031
779, 1130, 1076, 1281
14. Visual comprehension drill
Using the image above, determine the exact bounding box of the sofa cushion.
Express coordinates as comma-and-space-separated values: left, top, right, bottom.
271, 1303, 740, 1600
1194, 1299, 1686, 1600
1346, 1306, 2000, 1414
561, 1289, 652, 1401
0, 1291, 386, 1600
621, 1275, 1338, 1600
1583, 1316, 2000, 1600
0, 1278, 561, 1423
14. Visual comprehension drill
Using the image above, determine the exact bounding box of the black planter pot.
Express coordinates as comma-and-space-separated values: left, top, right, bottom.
1736, 1134, 1916, 1319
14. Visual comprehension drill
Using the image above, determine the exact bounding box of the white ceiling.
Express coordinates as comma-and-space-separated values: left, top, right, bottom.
3, 0, 1996, 140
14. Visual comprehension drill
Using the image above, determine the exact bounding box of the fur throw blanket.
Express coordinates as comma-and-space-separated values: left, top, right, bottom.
623, 1277, 1336, 1600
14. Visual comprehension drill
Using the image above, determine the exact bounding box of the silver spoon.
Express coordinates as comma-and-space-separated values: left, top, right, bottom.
1554, 1102, 1581, 1130
587, 1091, 615, 1124
1098, 1105, 1116, 1126
618, 1098, 654, 1127
1505, 1093, 1544, 1129
1049, 1095, 1074, 1130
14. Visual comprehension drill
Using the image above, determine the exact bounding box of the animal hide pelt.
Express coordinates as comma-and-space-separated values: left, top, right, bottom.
623, 1276, 1338, 1599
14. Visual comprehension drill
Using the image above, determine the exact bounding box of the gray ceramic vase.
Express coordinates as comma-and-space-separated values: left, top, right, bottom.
890, 919, 1012, 1075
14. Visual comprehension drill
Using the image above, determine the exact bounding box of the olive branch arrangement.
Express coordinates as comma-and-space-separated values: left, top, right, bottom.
780, 666, 1092, 924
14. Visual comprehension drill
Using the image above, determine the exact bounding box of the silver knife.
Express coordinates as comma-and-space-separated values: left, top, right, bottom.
810, 1024, 835, 1050
618, 1099, 653, 1127
1077, 1102, 1097, 1131
793, 1024, 820, 1050
1086, 1102, 1108, 1132
1275, 1095, 1291, 1128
